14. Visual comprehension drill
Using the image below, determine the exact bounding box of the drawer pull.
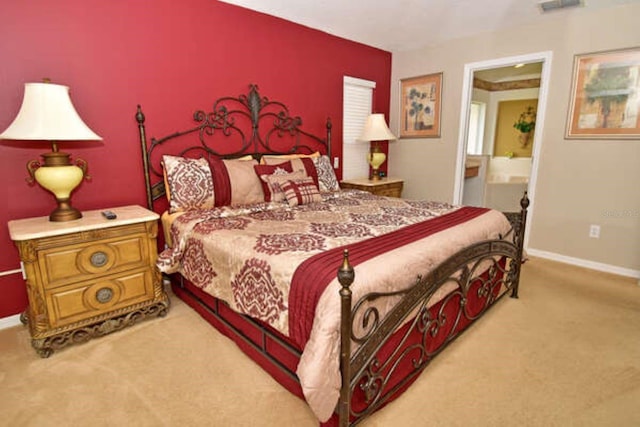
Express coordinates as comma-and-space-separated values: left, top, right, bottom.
84, 281, 122, 310
90, 251, 109, 268
95, 287, 114, 304
77, 245, 116, 274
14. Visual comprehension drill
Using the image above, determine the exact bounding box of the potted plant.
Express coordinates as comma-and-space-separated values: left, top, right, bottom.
513, 106, 536, 147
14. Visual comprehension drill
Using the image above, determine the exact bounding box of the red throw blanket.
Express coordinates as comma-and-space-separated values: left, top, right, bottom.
288, 206, 490, 349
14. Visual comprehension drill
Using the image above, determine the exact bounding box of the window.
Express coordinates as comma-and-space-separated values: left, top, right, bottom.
342, 76, 375, 180
467, 101, 486, 155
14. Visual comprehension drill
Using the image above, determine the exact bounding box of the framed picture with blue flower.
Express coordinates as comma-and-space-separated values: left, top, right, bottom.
400, 72, 443, 138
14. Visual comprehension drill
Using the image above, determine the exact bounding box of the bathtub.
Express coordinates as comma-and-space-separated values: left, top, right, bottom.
484, 174, 529, 212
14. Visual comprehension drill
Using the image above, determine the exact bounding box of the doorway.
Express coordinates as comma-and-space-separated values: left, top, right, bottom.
453, 51, 553, 249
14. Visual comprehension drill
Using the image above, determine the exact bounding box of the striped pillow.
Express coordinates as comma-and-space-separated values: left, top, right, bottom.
262, 170, 307, 202
281, 177, 322, 206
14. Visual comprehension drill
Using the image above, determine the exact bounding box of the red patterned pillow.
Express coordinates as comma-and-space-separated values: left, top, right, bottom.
253, 161, 294, 202
162, 155, 214, 213
262, 170, 307, 202
281, 177, 322, 207
266, 156, 320, 189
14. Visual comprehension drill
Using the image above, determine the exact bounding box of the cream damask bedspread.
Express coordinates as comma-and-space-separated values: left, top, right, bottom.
157, 190, 511, 421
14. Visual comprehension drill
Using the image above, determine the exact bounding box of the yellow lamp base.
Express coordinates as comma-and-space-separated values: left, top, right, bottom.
367, 151, 386, 181
48, 199, 82, 222
28, 150, 87, 222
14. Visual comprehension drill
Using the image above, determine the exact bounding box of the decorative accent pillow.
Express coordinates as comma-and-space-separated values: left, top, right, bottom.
162, 155, 214, 213
207, 156, 253, 207
263, 154, 322, 186
262, 170, 307, 202
222, 158, 264, 206
235, 155, 256, 161
295, 157, 320, 188
281, 177, 322, 207
207, 157, 232, 207
313, 155, 340, 192
261, 151, 320, 165
253, 161, 294, 201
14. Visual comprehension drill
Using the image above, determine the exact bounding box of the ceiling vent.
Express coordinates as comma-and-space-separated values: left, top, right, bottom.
539, 0, 583, 13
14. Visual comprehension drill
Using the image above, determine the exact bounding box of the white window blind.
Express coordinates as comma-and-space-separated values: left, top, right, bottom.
467, 101, 486, 155
343, 76, 375, 180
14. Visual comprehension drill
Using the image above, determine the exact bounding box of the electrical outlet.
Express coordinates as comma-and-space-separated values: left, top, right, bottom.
589, 224, 600, 238
333, 157, 339, 169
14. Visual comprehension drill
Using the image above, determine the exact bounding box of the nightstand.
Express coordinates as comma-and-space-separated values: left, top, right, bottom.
340, 177, 404, 198
8, 205, 169, 357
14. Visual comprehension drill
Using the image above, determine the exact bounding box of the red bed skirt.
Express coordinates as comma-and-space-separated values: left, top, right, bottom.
171, 276, 306, 400
170, 258, 506, 426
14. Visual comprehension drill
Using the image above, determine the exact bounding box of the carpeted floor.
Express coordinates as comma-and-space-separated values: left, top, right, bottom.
1, 257, 639, 426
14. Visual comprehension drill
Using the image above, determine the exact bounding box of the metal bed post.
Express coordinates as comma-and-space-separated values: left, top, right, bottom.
511, 192, 529, 298
136, 105, 154, 211
337, 250, 355, 426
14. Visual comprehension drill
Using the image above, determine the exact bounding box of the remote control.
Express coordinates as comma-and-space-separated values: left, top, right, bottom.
102, 210, 117, 220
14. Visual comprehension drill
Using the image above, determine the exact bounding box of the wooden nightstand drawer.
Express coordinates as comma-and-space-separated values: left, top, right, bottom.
340, 177, 404, 198
8, 205, 169, 357
46, 267, 154, 328
39, 227, 150, 289
371, 182, 403, 197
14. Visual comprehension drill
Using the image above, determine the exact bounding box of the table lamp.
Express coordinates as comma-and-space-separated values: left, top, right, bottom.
359, 113, 397, 180
0, 82, 102, 221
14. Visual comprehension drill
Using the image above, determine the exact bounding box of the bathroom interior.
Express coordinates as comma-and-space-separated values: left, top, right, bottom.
462, 62, 542, 212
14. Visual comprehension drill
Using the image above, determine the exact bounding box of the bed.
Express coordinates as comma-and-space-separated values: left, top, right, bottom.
135, 84, 529, 426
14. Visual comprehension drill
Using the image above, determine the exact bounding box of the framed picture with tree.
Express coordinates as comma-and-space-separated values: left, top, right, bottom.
400, 72, 443, 138
566, 46, 640, 139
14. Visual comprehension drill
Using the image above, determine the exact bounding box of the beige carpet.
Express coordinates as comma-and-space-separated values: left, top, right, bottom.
1, 257, 639, 427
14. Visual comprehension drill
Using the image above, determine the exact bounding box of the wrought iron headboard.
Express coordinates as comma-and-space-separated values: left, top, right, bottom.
136, 84, 332, 210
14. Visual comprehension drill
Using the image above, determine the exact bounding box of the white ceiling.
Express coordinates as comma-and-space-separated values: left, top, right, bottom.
219, 0, 638, 52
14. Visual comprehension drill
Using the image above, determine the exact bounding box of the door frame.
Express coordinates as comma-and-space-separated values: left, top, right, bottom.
453, 51, 553, 249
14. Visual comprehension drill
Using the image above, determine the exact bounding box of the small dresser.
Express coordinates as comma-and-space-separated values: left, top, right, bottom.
8, 205, 169, 357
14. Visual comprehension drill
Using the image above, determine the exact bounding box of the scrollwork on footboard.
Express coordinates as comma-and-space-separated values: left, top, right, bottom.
348, 243, 518, 422
337, 192, 530, 426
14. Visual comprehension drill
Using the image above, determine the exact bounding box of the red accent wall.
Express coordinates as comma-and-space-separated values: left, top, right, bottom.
0, 1, 391, 318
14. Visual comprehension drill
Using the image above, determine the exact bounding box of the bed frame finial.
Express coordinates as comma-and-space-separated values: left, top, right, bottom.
520, 191, 530, 210
136, 104, 154, 210
136, 104, 145, 125
338, 250, 354, 288
337, 249, 354, 426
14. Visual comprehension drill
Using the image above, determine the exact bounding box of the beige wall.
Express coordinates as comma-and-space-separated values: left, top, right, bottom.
389, 3, 640, 273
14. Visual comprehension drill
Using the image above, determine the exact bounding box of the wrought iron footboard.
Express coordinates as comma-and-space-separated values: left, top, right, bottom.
336, 193, 529, 426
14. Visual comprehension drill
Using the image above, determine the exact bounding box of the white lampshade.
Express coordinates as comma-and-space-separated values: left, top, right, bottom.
358, 113, 396, 142
0, 82, 102, 141
0, 82, 101, 222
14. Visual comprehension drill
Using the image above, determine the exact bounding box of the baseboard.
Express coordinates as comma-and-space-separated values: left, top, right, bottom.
527, 248, 640, 280
0, 314, 22, 331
